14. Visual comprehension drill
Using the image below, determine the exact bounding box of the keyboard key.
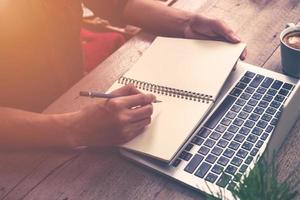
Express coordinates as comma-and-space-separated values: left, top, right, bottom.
205, 173, 218, 183
206, 154, 218, 164
261, 114, 272, 122
184, 154, 204, 173
245, 71, 256, 78
257, 120, 268, 129
250, 148, 259, 156
210, 132, 221, 140
244, 120, 255, 128
241, 93, 251, 100
197, 127, 211, 138
271, 118, 279, 126
266, 125, 274, 133
217, 156, 230, 166
233, 173, 243, 182
228, 125, 239, 133
225, 165, 238, 175
240, 76, 251, 84
215, 125, 226, 133
198, 146, 210, 155
229, 141, 240, 150
204, 95, 237, 129
257, 87, 267, 94
226, 111, 237, 119
233, 118, 244, 126
261, 132, 269, 140
230, 88, 243, 97
261, 77, 274, 88
242, 141, 254, 151
236, 99, 246, 106
221, 118, 232, 126
270, 101, 281, 109
211, 146, 223, 156
204, 139, 216, 148
212, 164, 224, 175
279, 89, 289, 96
236, 82, 247, 90
250, 75, 264, 88
222, 132, 234, 141
234, 134, 245, 143
254, 107, 265, 115
231, 105, 242, 113
179, 151, 193, 161
247, 134, 258, 143
275, 95, 285, 102
271, 80, 283, 90
245, 156, 253, 164
239, 164, 248, 173
238, 111, 249, 120
263, 94, 273, 102
282, 83, 293, 90
223, 149, 235, 158
217, 139, 229, 148
245, 86, 255, 94
216, 173, 232, 187
231, 157, 243, 167
253, 93, 263, 100
252, 127, 263, 136
248, 99, 258, 106
191, 136, 204, 145
249, 113, 260, 121
237, 149, 248, 158
267, 88, 277, 96
266, 107, 277, 115
185, 143, 194, 151
172, 159, 181, 167
255, 140, 264, 148
195, 162, 212, 178
239, 127, 250, 135
243, 105, 254, 113
275, 111, 282, 118
258, 101, 269, 108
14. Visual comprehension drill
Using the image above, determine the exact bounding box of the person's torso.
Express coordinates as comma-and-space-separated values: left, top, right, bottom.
0, 0, 83, 112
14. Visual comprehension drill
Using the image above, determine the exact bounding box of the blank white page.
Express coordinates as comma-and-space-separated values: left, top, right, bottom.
125, 37, 246, 100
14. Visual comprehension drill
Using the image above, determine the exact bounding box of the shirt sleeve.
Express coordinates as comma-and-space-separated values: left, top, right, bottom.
83, 0, 129, 26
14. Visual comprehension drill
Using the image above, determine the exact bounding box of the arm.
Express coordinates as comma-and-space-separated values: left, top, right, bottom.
123, 0, 246, 59
0, 85, 155, 150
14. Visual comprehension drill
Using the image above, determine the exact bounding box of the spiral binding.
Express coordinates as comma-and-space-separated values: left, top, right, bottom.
118, 77, 214, 103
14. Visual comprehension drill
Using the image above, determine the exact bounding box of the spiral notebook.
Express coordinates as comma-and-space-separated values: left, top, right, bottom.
108, 37, 246, 162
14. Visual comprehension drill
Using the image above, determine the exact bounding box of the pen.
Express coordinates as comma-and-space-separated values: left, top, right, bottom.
79, 91, 162, 103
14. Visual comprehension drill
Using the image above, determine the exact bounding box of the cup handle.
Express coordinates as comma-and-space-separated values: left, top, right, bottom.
286, 23, 296, 28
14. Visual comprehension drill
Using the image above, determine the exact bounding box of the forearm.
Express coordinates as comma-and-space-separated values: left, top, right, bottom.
0, 107, 73, 150
123, 0, 194, 37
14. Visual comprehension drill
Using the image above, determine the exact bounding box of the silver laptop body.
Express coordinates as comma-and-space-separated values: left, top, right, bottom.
120, 61, 300, 200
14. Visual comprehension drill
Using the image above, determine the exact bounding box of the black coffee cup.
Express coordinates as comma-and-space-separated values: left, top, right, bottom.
280, 23, 300, 78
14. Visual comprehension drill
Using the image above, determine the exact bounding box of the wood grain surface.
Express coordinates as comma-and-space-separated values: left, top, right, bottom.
1, 0, 300, 200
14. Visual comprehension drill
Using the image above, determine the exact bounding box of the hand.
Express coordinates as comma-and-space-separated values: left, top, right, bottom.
183, 14, 247, 60
65, 85, 156, 148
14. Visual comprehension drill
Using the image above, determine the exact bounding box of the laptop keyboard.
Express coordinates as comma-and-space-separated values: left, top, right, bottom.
172, 71, 295, 189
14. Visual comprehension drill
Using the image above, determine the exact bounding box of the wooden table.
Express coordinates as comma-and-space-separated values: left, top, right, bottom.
1, 0, 300, 199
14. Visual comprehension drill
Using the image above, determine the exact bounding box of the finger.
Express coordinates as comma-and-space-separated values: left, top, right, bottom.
117, 93, 156, 108
128, 118, 152, 134
213, 20, 241, 43
110, 84, 141, 96
127, 104, 153, 122
240, 48, 247, 60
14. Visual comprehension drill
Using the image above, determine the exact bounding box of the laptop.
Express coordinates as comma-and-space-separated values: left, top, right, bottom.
120, 61, 300, 200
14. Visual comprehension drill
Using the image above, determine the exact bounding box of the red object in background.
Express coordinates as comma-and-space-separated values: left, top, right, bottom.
81, 28, 126, 72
